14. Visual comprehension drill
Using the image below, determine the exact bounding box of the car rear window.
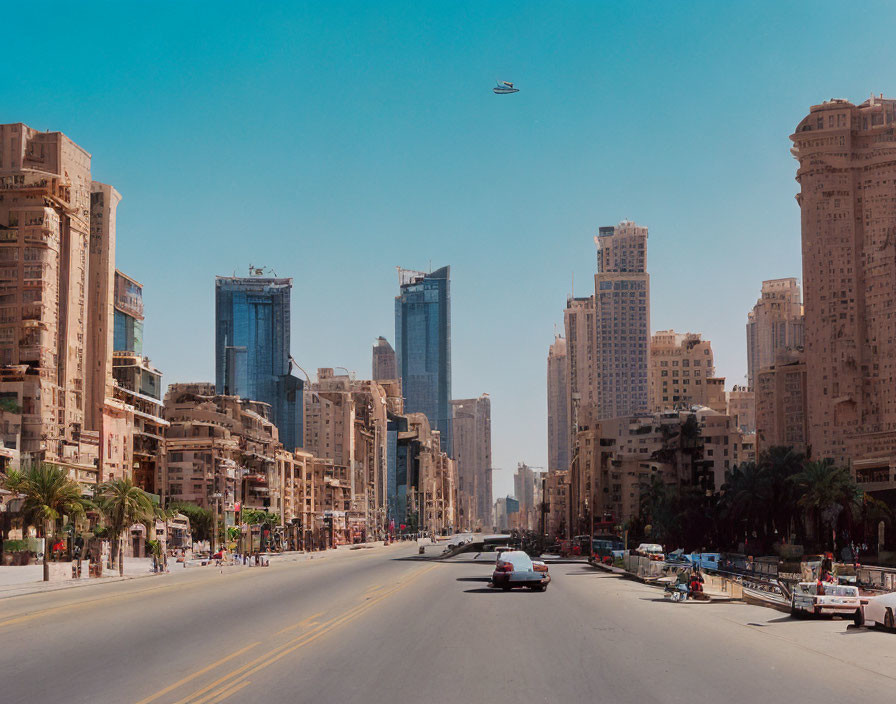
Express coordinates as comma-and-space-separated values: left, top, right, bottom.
502, 551, 533, 570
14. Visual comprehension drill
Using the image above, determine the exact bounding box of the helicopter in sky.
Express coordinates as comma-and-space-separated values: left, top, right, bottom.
493, 80, 519, 94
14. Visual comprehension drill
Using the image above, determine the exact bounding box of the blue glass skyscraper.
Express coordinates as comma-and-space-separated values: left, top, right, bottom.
394, 266, 452, 456
215, 275, 303, 450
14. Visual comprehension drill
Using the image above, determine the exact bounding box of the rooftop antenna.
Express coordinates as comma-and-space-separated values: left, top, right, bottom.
571, 271, 574, 298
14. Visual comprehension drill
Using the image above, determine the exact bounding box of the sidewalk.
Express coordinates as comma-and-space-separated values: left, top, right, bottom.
588, 559, 738, 602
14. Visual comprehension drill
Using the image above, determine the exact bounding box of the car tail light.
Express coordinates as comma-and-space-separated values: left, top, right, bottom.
497, 562, 513, 572
533, 564, 548, 573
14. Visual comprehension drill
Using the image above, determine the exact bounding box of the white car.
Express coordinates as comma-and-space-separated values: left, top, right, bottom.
862, 590, 896, 629
491, 550, 550, 592
635, 543, 665, 561
790, 582, 862, 624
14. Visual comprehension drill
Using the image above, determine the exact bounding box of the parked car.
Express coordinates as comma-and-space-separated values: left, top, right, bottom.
790, 582, 862, 624
491, 550, 550, 591
861, 590, 896, 629
635, 543, 665, 561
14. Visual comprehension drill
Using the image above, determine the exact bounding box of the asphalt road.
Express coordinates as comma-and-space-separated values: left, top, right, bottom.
1, 543, 895, 704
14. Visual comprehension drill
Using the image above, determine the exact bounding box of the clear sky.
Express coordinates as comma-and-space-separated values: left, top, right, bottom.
4, 1, 896, 499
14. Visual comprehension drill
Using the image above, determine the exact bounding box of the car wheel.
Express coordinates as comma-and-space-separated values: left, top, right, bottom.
790, 606, 799, 619
885, 609, 895, 630
502, 584, 512, 591
854, 609, 864, 627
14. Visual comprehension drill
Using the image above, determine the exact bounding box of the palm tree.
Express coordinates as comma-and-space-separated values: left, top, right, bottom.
791, 459, 860, 551
759, 446, 805, 542
96, 478, 156, 576
9, 464, 89, 581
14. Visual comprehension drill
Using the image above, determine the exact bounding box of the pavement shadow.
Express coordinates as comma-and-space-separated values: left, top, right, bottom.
456, 577, 492, 583
463, 587, 536, 594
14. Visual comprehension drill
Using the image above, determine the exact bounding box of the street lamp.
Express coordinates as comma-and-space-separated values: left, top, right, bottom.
210, 492, 223, 554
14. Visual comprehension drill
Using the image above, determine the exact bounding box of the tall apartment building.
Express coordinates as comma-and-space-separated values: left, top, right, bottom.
372, 336, 397, 381
0, 123, 124, 483
85, 182, 120, 434
451, 395, 492, 530
563, 296, 595, 451
792, 95, 896, 483
303, 369, 390, 539
594, 221, 650, 419
110, 270, 167, 496
395, 266, 452, 456
648, 330, 722, 412
546, 335, 569, 472
746, 278, 804, 390
215, 274, 303, 450
726, 385, 756, 433
513, 462, 542, 531
755, 349, 808, 454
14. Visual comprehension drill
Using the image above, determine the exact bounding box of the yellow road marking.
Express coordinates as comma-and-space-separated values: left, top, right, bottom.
133, 642, 261, 704
174, 564, 439, 704
275, 611, 324, 635
205, 680, 250, 704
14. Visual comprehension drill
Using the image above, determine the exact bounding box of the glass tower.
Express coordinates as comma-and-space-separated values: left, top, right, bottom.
215, 276, 303, 450
394, 266, 452, 456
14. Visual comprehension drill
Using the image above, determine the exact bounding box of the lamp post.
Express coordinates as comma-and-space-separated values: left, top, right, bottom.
210, 492, 223, 555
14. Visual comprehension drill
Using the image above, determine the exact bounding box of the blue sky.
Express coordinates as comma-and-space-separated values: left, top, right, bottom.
4, 1, 895, 499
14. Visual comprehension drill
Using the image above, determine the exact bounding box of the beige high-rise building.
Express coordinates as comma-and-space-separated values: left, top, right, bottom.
450, 395, 492, 531
0, 123, 115, 483
372, 336, 396, 381
746, 278, 804, 391
546, 335, 569, 472
792, 95, 896, 487
594, 221, 650, 419
513, 463, 542, 531
648, 330, 722, 412
563, 295, 595, 449
755, 349, 808, 454
304, 368, 390, 539
726, 385, 755, 433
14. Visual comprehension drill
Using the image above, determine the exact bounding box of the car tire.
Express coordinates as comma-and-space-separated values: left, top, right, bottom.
885, 609, 895, 630
502, 584, 511, 591
790, 606, 799, 619
854, 609, 864, 627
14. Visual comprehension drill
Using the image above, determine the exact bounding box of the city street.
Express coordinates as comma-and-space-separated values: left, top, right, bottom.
0, 543, 894, 703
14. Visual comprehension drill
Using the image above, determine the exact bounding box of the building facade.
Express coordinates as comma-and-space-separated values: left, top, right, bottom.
372, 336, 397, 381
792, 96, 896, 488
547, 335, 569, 472
746, 278, 804, 391
594, 222, 650, 419
0, 123, 131, 490
215, 274, 303, 450
450, 395, 492, 531
648, 330, 721, 412
755, 349, 808, 454
726, 385, 756, 433
563, 296, 595, 456
394, 266, 452, 456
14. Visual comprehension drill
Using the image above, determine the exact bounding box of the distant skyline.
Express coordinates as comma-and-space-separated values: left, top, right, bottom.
5, 2, 896, 498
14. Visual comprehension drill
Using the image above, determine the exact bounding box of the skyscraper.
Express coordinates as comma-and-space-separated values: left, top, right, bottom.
372, 336, 397, 381
451, 395, 492, 530
546, 335, 569, 472
563, 295, 595, 452
215, 274, 303, 450
0, 123, 93, 465
745, 278, 804, 390
594, 221, 650, 419
394, 266, 452, 456
792, 95, 896, 478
